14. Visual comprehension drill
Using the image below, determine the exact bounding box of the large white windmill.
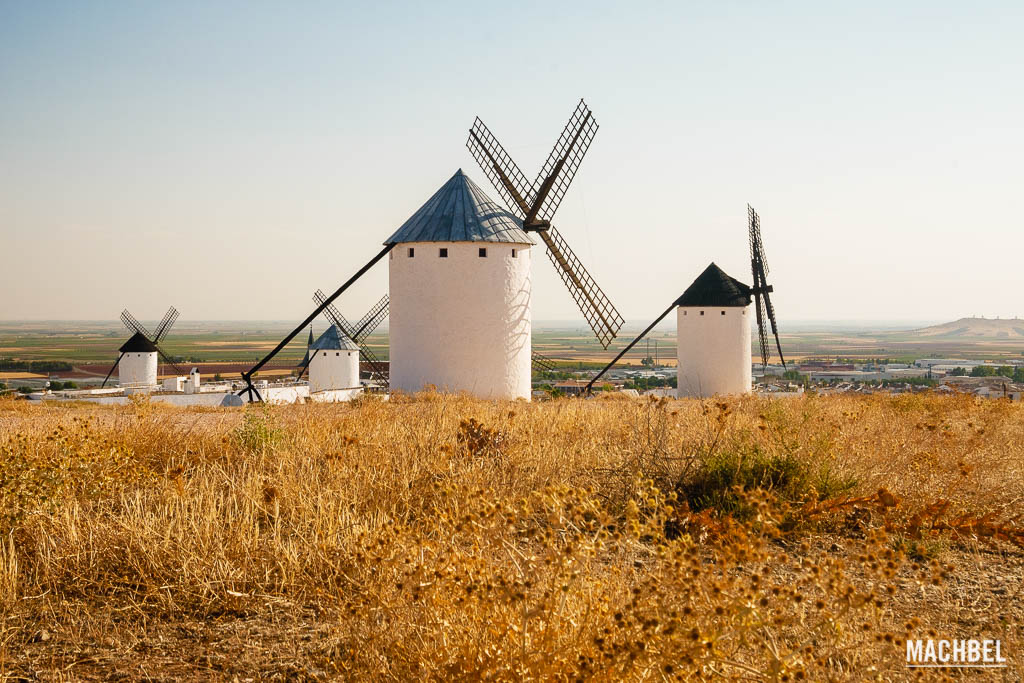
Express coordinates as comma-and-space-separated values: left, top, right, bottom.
384, 170, 534, 399
237, 100, 622, 403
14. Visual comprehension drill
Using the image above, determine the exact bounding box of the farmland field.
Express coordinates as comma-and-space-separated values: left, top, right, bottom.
0, 392, 1021, 678
3, 319, 1023, 380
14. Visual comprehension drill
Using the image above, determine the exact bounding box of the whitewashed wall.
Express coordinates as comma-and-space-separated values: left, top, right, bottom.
309, 348, 360, 393
119, 351, 158, 390
676, 304, 753, 398
389, 241, 532, 400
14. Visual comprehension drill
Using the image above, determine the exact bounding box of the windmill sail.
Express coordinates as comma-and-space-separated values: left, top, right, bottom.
531, 351, 557, 372
351, 295, 389, 343
466, 101, 623, 348
153, 306, 179, 342
120, 310, 152, 340
467, 118, 532, 216
539, 228, 623, 349
748, 205, 786, 369
528, 99, 599, 222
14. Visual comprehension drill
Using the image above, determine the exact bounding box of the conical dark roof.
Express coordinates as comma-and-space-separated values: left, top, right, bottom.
119, 331, 158, 353
309, 324, 359, 351
674, 263, 752, 307
385, 169, 533, 245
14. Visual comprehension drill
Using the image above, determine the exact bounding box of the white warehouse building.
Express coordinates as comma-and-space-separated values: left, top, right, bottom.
385, 169, 534, 400
676, 263, 754, 398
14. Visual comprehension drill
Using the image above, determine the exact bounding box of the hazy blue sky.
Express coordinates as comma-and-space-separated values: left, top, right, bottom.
1, 1, 1021, 323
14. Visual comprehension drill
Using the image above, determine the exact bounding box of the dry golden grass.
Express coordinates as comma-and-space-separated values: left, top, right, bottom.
0, 392, 1021, 680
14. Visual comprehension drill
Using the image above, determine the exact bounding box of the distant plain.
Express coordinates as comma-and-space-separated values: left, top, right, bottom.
1, 317, 1022, 381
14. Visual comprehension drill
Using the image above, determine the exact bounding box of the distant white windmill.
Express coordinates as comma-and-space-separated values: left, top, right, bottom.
586, 206, 787, 398
102, 307, 182, 393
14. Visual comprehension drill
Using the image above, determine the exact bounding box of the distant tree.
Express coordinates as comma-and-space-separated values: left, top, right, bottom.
29, 360, 73, 372
782, 369, 803, 381
49, 381, 64, 390
640, 356, 654, 367
970, 366, 997, 377
949, 367, 967, 376
213, 373, 223, 381
996, 366, 1014, 378
64, 381, 78, 389
1015, 367, 1024, 383
17, 386, 34, 394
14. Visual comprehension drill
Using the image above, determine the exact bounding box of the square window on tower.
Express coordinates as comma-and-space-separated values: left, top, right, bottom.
512, 249, 517, 258
700, 311, 705, 316
479, 247, 487, 258
408, 247, 415, 258
439, 248, 448, 258
721, 311, 726, 316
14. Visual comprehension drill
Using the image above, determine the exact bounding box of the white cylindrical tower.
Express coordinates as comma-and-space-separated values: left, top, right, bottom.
385, 170, 534, 400
117, 332, 158, 391
675, 263, 753, 398
309, 325, 361, 393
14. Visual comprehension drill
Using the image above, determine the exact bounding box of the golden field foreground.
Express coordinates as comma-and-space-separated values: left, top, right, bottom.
0, 393, 1022, 680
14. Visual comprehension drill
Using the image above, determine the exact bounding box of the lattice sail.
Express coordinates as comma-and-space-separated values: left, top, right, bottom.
531, 352, 557, 372
153, 306, 179, 342
748, 205, 785, 368
541, 227, 624, 349
355, 344, 389, 388
120, 309, 152, 339
467, 118, 531, 217
351, 295, 389, 343
466, 102, 623, 349
529, 99, 599, 222
313, 290, 355, 337
154, 346, 184, 376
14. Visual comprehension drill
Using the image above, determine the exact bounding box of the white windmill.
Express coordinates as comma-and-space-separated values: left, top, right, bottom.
102, 307, 183, 394
237, 100, 623, 403
585, 206, 787, 398
384, 170, 535, 399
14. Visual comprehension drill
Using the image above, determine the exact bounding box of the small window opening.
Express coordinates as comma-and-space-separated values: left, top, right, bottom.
700, 310, 705, 316
512, 249, 517, 258
439, 248, 448, 258
336, 352, 340, 356
721, 311, 726, 316
323, 352, 327, 357
479, 247, 487, 257
408, 247, 415, 257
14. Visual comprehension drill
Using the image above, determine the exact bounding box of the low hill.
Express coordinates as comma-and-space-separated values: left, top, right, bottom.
907, 316, 1024, 340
